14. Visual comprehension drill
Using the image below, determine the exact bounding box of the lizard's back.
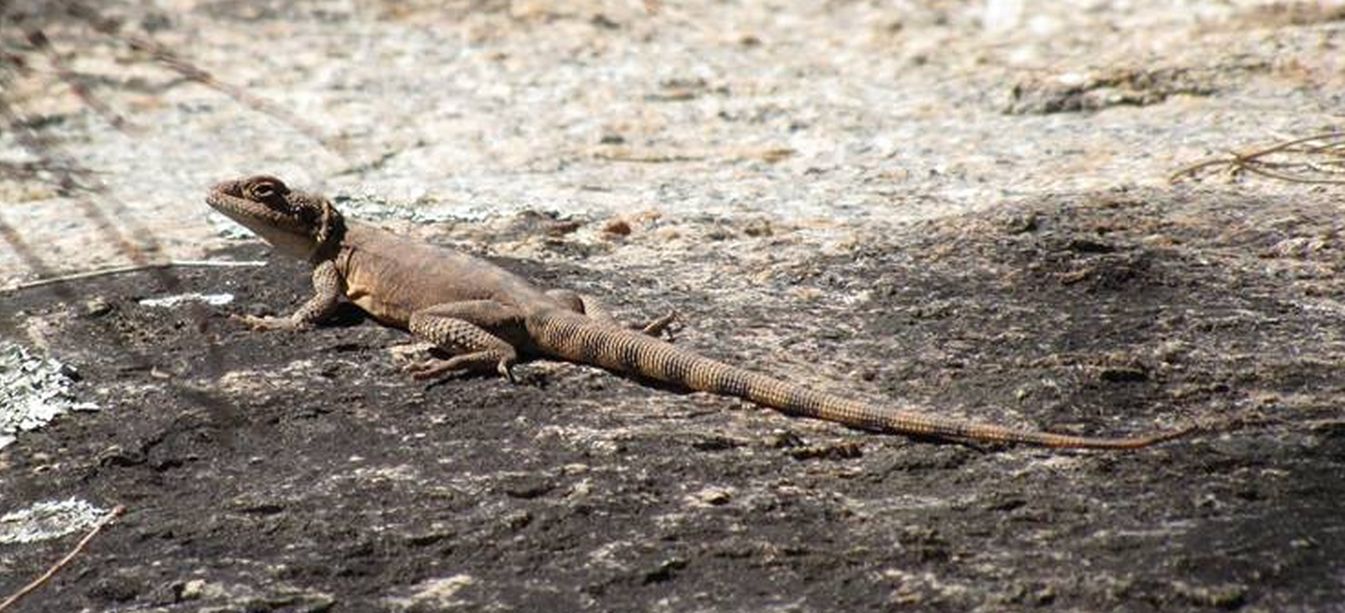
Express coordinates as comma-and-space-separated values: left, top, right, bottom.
336, 222, 551, 326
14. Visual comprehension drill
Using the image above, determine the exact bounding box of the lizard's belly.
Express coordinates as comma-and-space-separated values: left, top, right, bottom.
345, 278, 416, 327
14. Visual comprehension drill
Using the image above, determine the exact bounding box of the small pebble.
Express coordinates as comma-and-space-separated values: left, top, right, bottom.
603, 219, 632, 236
82, 297, 113, 317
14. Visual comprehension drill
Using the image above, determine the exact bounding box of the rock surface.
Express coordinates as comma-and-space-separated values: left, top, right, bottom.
2, 1, 1344, 610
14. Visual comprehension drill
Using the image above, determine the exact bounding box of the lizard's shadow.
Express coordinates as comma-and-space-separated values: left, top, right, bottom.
325, 303, 371, 327
417, 352, 706, 393
599, 369, 699, 396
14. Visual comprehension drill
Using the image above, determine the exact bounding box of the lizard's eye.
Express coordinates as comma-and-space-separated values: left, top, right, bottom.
251, 183, 275, 199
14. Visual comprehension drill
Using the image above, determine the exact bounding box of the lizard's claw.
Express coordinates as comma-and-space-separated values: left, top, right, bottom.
497, 358, 517, 383
232, 314, 311, 331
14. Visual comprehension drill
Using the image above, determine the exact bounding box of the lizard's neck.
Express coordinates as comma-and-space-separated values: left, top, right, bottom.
307, 215, 347, 264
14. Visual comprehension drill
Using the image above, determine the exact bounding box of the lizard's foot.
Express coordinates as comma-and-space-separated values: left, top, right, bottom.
641, 311, 678, 339
232, 314, 312, 331
496, 357, 516, 383
405, 358, 464, 381
406, 352, 516, 383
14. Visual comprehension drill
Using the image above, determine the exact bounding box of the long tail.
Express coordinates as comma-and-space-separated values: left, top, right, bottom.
528, 311, 1191, 450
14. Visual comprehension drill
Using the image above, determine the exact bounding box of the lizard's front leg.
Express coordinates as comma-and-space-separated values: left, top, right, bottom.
238, 260, 342, 330
406, 301, 523, 382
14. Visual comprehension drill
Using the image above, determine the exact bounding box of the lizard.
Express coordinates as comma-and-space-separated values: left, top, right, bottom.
206, 175, 1193, 450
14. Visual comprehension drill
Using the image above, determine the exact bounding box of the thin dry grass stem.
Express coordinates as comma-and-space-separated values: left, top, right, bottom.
113, 29, 339, 150
3, 0, 340, 151
0, 505, 126, 612
1170, 131, 1345, 185
24, 28, 127, 130
5, 259, 267, 292
0, 4, 265, 494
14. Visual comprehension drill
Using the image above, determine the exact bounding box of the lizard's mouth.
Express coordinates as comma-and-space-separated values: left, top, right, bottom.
206, 177, 320, 258
206, 178, 301, 227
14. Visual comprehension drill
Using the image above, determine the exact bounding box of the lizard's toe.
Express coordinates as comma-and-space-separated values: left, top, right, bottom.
232, 314, 309, 331
406, 352, 516, 381
405, 359, 456, 380
497, 358, 517, 383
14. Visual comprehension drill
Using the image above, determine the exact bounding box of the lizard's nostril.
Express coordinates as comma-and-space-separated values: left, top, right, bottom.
210, 180, 238, 196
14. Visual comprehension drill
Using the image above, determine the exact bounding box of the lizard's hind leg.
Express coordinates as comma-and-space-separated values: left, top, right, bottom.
546, 289, 677, 338
639, 311, 677, 337
406, 301, 523, 382
546, 289, 609, 320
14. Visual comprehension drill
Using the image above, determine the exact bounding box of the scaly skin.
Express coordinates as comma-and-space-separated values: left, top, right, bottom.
207, 175, 1193, 449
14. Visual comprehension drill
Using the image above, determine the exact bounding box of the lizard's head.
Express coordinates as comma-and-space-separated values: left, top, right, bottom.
206, 175, 343, 260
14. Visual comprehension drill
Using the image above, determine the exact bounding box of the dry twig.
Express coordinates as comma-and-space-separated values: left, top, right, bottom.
0, 505, 126, 612
4, 259, 267, 292
1170, 131, 1345, 185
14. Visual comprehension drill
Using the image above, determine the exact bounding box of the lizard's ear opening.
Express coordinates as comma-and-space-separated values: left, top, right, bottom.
310, 196, 345, 248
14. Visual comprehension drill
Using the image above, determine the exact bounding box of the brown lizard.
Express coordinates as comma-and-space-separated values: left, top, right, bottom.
206, 175, 1192, 449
